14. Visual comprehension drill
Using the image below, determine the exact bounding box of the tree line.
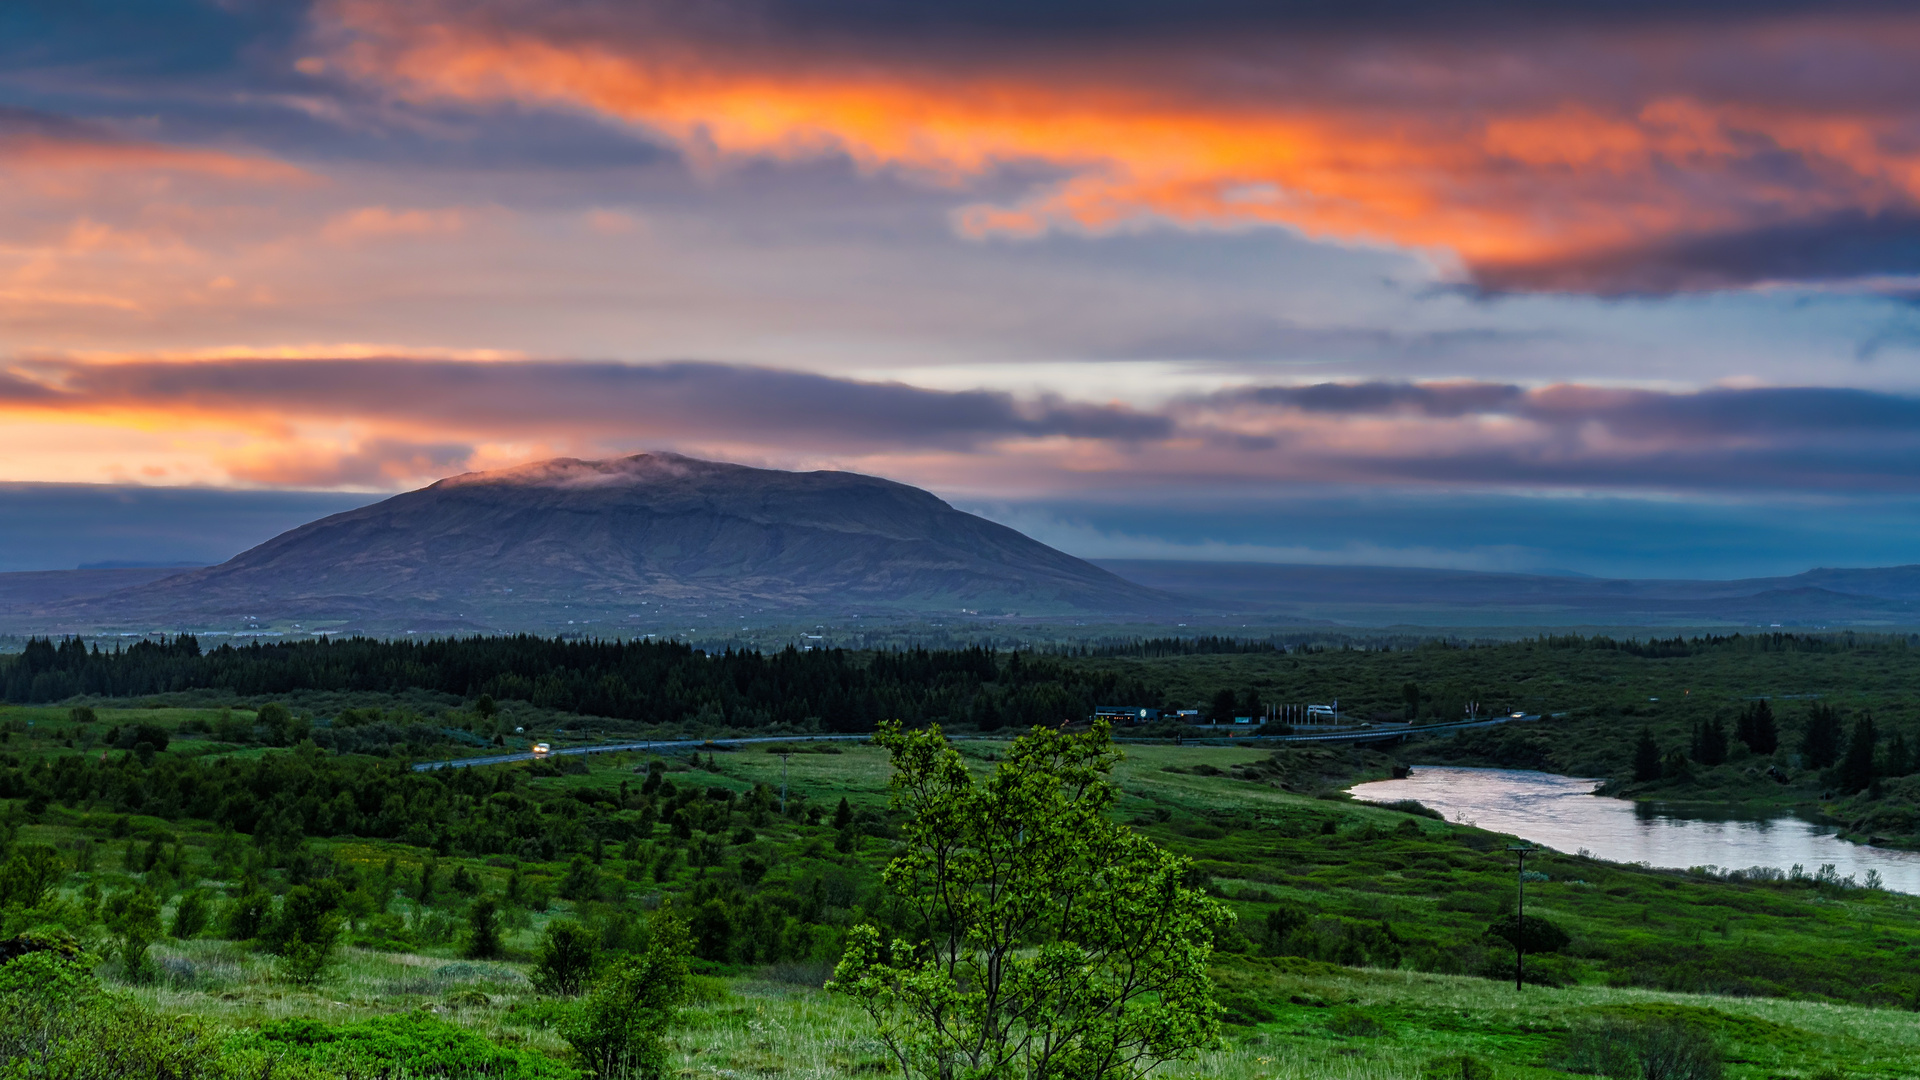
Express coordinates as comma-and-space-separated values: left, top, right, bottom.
1634, 698, 1914, 794
1, 635, 1156, 732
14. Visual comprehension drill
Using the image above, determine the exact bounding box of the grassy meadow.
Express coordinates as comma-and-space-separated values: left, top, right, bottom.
7, 719, 1920, 1078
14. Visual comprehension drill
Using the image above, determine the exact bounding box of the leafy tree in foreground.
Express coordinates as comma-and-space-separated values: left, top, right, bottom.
831, 719, 1227, 1080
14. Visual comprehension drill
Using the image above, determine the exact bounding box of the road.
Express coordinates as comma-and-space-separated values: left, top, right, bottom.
410, 713, 1541, 771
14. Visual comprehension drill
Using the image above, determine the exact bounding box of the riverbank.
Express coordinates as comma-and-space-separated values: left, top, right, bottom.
1349, 765, 1920, 894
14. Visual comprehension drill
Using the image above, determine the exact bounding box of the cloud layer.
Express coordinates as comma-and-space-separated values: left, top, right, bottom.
8, 355, 1920, 497
315, 0, 1920, 294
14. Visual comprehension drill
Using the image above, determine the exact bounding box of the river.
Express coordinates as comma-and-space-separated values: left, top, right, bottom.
1347, 766, 1920, 895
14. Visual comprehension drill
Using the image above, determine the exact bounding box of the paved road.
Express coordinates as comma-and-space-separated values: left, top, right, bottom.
411, 733, 873, 771
410, 714, 1540, 771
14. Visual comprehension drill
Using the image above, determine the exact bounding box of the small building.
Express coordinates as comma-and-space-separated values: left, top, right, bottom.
1093, 705, 1160, 725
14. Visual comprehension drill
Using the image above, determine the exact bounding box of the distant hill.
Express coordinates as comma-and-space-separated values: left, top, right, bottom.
30, 454, 1176, 632
1092, 560, 1920, 628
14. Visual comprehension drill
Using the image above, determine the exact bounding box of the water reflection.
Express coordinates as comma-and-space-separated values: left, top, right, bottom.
1347, 766, 1920, 895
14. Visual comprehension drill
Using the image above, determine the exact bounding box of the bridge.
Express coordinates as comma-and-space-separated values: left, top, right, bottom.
409, 713, 1541, 772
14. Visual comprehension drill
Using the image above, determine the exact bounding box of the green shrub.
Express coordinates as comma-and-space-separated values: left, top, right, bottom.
1484, 914, 1572, 954
534, 920, 597, 996
560, 855, 600, 901
560, 915, 691, 1079
235, 1011, 573, 1078
171, 890, 213, 940
0, 950, 230, 1079
1219, 994, 1276, 1025
1326, 1006, 1386, 1037
272, 882, 344, 986
464, 897, 505, 960
1564, 1017, 1723, 1080
0, 845, 64, 911
222, 889, 273, 940
101, 888, 162, 981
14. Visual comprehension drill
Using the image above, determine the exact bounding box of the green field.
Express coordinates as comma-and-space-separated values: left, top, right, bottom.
7, 724, 1920, 1078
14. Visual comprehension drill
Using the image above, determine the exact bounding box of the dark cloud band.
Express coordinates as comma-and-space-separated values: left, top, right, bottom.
12, 358, 1920, 495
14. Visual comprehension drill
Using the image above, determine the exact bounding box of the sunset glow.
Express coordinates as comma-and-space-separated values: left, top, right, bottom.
6, 1, 1920, 575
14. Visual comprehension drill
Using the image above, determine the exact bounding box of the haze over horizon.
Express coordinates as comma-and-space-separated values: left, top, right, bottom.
8, 1, 1920, 579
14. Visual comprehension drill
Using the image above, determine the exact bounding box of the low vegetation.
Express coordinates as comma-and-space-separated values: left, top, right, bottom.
4, 631, 1920, 1076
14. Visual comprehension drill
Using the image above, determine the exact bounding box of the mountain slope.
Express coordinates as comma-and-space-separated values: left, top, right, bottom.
84, 454, 1175, 627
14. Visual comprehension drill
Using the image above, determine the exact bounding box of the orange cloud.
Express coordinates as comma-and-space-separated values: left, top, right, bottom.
316, 1, 1920, 292
321, 206, 470, 244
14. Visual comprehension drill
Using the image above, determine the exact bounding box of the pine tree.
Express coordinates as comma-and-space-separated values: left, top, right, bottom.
1841, 713, 1879, 794
1209, 688, 1239, 724
1632, 727, 1662, 782
1802, 704, 1843, 769
1698, 718, 1727, 767
1748, 700, 1778, 755
1886, 731, 1912, 779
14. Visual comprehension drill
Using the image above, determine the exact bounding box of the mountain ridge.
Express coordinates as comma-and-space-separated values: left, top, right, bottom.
44, 453, 1177, 630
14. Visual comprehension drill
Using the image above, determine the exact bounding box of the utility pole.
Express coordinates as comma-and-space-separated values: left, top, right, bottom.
778, 751, 792, 815
1508, 843, 1536, 991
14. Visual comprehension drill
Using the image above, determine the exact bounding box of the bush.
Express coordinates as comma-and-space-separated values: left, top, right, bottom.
561, 915, 691, 1079
1327, 1007, 1386, 1037
1564, 1017, 1722, 1080
171, 890, 213, 940
463, 898, 504, 960
0, 950, 229, 1078
235, 1011, 571, 1078
533, 921, 597, 996
271, 882, 344, 986
222, 889, 274, 941
101, 888, 162, 981
1219, 994, 1276, 1025
0, 845, 65, 910
560, 855, 600, 901
1484, 914, 1572, 954
1363, 799, 1444, 820
112, 722, 169, 753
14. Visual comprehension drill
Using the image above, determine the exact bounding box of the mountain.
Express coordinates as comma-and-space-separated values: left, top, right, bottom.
45, 454, 1175, 631
1092, 560, 1920, 627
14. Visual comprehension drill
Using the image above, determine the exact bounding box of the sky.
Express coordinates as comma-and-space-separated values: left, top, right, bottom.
6, 0, 1920, 577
